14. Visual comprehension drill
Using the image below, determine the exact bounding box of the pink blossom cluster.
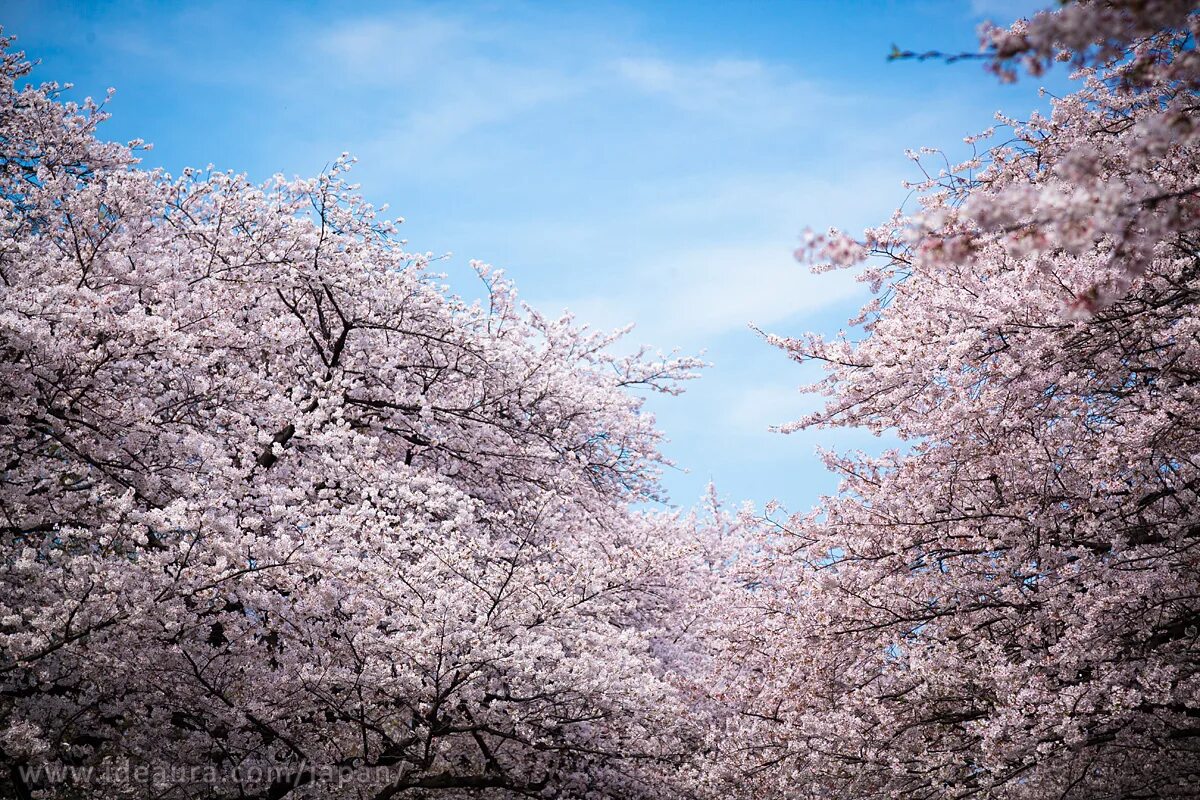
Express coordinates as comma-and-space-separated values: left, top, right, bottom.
3, 2, 1200, 798
722, 4, 1200, 798
0, 32, 726, 799
980, 0, 1197, 83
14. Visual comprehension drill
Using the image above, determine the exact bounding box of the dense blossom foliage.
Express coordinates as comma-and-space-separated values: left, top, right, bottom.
5, 2, 1200, 798
0, 33, 722, 799
713, 3, 1200, 798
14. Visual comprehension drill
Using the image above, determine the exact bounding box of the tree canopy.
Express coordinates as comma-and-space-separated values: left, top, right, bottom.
2, 1, 1199, 798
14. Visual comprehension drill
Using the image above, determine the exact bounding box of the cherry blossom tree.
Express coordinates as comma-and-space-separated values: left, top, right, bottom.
7, 2, 1200, 797
0, 33, 719, 799
707, 3, 1200, 798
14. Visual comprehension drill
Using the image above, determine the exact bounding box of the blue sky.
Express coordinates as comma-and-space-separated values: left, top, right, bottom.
6, 0, 1058, 511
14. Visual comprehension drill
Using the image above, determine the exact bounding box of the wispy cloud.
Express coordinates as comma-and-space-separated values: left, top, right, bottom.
726, 382, 820, 435
636, 243, 861, 342
317, 15, 470, 77
612, 55, 833, 129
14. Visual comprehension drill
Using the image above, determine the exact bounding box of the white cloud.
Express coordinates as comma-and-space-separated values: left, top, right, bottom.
656, 243, 860, 339
611, 55, 834, 129
523, 161, 910, 348
369, 67, 581, 161
615, 56, 766, 95
315, 12, 480, 79
538, 241, 862, 349
727, 383, 820, 435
